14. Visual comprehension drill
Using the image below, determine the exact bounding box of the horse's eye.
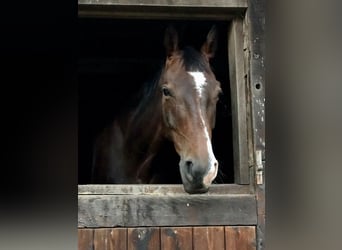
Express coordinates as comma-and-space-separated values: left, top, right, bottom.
162, 87, 172, 97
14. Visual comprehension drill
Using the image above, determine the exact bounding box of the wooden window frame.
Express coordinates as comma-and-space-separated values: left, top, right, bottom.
78, 0, 265, 229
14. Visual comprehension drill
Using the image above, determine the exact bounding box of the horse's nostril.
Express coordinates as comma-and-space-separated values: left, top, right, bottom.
185, 161, 193, 167
185, 160, 193, 172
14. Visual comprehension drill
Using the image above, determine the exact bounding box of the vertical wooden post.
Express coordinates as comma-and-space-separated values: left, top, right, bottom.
228, 17, 249, 184
247, 0, 266, 249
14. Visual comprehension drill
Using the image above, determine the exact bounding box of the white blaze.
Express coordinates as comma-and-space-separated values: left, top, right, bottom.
188, 71, 218, 185
188, 71, 207, 97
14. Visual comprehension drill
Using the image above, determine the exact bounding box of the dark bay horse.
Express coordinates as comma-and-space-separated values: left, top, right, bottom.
92, 26, 222, 194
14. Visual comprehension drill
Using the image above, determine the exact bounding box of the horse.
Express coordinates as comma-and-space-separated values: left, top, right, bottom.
91, 26, 222, 194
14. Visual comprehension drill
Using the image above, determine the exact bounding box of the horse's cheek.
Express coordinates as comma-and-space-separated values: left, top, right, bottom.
162, 102, 177, 129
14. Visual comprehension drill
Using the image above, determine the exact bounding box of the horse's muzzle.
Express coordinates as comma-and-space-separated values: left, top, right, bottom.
179, 159, 218, 194
183, 183, 209, 194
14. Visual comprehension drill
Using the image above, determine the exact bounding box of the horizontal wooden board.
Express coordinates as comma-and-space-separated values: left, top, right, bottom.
78, 0, 247, 20
78, 0, 247, 8
78, 184, 252, 195
78, 194, 257, 227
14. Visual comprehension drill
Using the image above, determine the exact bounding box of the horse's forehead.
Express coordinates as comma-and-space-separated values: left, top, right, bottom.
167, 69, 216, 99
188, 71, 207, 97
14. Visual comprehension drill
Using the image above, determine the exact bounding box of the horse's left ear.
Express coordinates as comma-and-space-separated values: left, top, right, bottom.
164, 25, 179, 58
201, 26, 218, 60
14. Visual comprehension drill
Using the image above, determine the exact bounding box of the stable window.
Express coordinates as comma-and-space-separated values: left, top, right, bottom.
78, 0, 259, 228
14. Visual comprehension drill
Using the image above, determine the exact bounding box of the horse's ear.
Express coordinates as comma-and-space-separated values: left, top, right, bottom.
164, 26, 179, 57
201, 25, 218, 60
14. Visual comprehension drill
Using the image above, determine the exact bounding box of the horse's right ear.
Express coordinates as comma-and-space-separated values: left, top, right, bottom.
164, 26, 179, 57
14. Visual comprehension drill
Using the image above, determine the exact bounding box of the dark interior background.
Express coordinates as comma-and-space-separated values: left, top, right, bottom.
78, 18, 234, 184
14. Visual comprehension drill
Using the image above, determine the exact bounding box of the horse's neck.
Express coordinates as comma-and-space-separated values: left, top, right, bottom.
120, 90, 165, 182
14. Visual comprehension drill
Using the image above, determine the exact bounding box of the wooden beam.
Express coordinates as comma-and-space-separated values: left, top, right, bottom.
78, 0, 247, 8
78, 0, 247, 20
78, 193, 257, 227
228, 17, 249, 184
246, 0, 265, 249
78, 184, 252, 195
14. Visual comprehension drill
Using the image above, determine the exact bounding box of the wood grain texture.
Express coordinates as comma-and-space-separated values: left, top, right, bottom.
78, 0, 247, 8
78, 226, 257, 250
228, 17, 249, 184
160, 227, 192, 250
78, 184, 251, 195
78, 229, 94, 250
94, 228, 127, 250
78, 194, 257, 227
78, 0, 247, 20
193, 227, 225, 250
225, 226, 256, 250
128, 227, 160, 250
246, 0, 265, 249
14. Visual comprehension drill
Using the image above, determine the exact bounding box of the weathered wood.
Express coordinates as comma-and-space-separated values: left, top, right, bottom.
78, 228, 94, 250
94, 229, 108, 250
78, 184, 251, 195
247, 0, 265, 154
93, 228, 127, 250
78, 0, 247, 20
193, 227, 225, 250
78, 0, 247, 8
160, 227, 192, 250
228, 17, 250, 184
246, 0, 265, 249
128, 227, 160, 250
78, 194, 257, 227
225, 226, 256, 250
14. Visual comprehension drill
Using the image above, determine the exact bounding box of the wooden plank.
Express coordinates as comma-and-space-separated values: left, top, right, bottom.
160, 227, 192, 250
246, 0, 265, 249
225, 226, 256, 250
78, 0, 247, 20
78, 228, 94, 250
193, 227, 225, 250
94, 228, 127, 250
128, 227, 160, 250
247, 0, 265, 154
79, 7, 236, 20
78, 184, 251, 195
78, 194, 257, 227
78, 0, 247, 8
228, 17, 250, 184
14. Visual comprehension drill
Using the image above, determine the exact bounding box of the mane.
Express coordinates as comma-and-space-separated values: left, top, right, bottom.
123, 67, 164, 155
130, 67, 162, 121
